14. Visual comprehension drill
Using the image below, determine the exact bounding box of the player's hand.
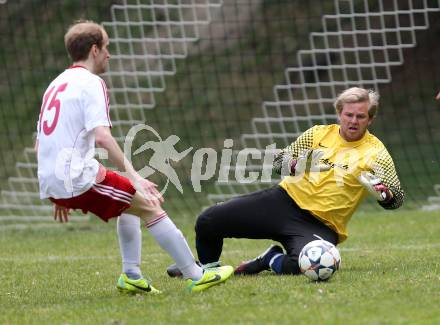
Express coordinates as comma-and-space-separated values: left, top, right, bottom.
357, 172, 393, 202
53, 204, 70, 223
292, 149, 331, 174
133, 177, 164, 207
436, 91, 440, 100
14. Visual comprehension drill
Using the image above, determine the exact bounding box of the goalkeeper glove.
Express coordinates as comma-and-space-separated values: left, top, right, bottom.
291, 149, 331, 174
357, 171, 393, 202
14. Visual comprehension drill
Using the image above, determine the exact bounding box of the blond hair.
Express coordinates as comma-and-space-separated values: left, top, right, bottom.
334, 87, 379, 119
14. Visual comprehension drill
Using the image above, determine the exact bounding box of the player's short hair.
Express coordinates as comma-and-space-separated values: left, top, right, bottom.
64, 20, 106, 62
334, 87, 380, 119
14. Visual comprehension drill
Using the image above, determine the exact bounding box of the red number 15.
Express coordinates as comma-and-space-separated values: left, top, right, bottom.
39, 82, 68, 136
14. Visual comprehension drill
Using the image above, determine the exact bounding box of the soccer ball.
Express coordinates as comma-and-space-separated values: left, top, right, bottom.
298, 239, 341, 281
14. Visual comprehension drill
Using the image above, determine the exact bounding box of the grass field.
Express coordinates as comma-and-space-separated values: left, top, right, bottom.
1, 210, 439, 324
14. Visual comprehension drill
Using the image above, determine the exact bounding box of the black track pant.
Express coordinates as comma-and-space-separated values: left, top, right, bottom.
195, 186, 338, 274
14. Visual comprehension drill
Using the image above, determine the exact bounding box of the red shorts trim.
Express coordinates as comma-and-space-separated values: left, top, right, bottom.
50, 169, 136, 222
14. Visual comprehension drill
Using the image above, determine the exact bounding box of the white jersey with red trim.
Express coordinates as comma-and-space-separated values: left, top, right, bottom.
37, 66, 111, 199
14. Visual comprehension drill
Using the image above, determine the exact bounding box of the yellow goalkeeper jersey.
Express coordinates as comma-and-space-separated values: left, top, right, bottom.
277, 124, 404, 243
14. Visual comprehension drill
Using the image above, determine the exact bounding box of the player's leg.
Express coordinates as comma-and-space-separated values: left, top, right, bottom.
69, 168, 230, 293
64, 167, 232, 292
167, 186, 288, 278
49, 174, 160, 294
115, 208, 161, 294
126, 191, 233, 292
117, 213, 142, 279
234, 187, 338, 275
246, 205, 339, 275
91, 172, 163, 293
125, 193, 203, 280
194, 186, 293, 264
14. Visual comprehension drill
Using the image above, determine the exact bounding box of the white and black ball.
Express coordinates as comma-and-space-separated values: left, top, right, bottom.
298, 239, 341, 281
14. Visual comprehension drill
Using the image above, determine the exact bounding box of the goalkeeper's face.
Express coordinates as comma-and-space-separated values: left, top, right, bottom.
338, 101, 372, 142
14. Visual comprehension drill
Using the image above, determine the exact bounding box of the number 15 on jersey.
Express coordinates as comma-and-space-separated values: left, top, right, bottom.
39, 83, 69, 136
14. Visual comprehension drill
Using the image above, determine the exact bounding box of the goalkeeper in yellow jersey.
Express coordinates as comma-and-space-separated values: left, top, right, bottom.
168, 87, 404, 276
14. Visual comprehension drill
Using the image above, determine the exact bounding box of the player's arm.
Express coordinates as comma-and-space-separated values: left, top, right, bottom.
94, 126, 163, 206
273, 127, 314, 174
273, 127, 329, 175
94, 126, 138, 178
364, 148, 404, 209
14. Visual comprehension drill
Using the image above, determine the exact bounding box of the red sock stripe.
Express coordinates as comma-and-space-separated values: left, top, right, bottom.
145, 212, 168, 228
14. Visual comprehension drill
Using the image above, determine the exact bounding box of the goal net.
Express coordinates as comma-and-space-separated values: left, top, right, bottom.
0, 0, 439, 227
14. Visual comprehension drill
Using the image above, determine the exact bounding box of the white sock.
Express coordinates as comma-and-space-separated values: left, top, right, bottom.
117, 213, 142, 278
146, 213, 203, 281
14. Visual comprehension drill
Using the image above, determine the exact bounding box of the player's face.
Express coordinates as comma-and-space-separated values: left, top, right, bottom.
95, 31, 110, 74
338, 101, 372, 141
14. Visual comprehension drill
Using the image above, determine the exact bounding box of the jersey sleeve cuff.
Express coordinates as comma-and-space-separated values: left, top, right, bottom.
85, 120, 112, 132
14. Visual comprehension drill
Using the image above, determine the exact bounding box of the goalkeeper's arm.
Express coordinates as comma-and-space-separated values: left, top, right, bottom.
273, 127, 314, 175
368, 148, 404, 209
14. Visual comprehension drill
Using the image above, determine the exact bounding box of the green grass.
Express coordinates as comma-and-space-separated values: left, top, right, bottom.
1, 210, 439, 324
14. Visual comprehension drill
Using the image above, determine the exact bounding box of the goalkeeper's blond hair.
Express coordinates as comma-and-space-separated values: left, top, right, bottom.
334, 87, 379, 119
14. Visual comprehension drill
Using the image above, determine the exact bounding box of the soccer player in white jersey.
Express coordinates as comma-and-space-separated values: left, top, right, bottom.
35, 20, 233, 293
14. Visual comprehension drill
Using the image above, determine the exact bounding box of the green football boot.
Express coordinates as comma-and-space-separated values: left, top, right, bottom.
117, 273, 161, 295
186, 265, 233, 293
